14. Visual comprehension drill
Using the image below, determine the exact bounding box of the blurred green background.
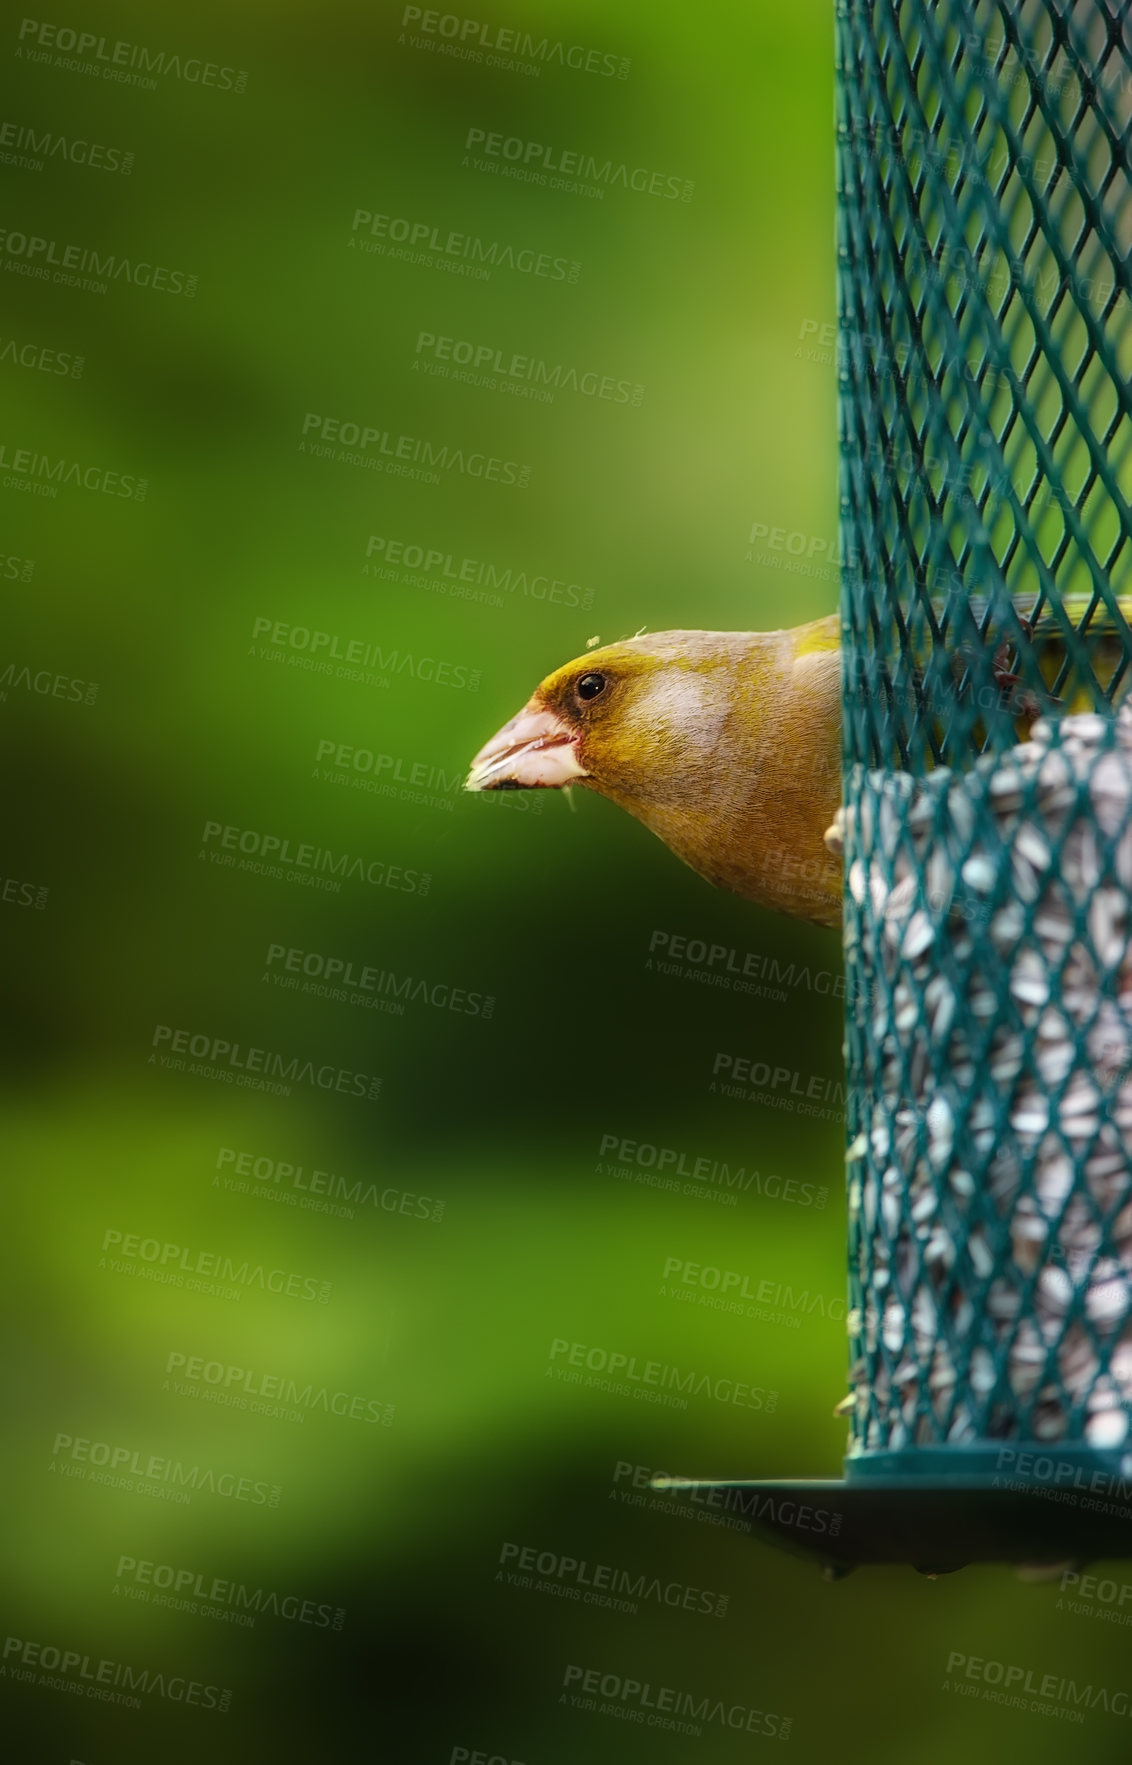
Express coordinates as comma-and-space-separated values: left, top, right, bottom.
1, 1, 1125, 1759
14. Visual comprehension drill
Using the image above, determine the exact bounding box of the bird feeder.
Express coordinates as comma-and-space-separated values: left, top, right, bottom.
659, 0, 1132, 1571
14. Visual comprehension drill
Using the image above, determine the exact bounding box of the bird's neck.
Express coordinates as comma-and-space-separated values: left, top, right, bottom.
740, 633, 843, 923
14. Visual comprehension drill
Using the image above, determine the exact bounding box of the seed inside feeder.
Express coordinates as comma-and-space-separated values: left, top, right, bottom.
833, 705, 1132, 1451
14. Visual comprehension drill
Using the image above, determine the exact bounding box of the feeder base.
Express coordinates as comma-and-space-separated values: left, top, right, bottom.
653, 1474, 1132, 1574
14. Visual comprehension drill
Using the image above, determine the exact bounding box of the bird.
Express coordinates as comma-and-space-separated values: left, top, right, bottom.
466, 618, 844, 924
465, 601, 1131, 927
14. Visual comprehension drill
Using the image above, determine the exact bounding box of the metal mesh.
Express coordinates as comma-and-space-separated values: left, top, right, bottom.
836, 0, 1132, 1470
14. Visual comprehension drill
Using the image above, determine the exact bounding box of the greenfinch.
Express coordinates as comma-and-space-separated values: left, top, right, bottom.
466, 601, 1132, 927
465, 617, 844, 925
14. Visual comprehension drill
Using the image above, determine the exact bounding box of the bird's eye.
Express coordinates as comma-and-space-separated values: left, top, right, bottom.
576, 672, 607, 703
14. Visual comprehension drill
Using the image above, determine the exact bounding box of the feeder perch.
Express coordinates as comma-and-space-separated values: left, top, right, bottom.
668, 0, 1132, 1571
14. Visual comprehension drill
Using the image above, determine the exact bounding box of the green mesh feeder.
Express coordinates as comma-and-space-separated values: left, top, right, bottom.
662, 0, 1132, 1572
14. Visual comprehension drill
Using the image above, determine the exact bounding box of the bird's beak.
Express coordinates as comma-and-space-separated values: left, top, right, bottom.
465, 698, 588, 791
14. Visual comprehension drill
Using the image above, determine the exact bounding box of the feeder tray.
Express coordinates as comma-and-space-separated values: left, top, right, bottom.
656, 1454, 1132, 1576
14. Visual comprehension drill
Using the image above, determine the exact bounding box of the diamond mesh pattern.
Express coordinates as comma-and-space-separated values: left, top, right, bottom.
836, 0, 1132, 1463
